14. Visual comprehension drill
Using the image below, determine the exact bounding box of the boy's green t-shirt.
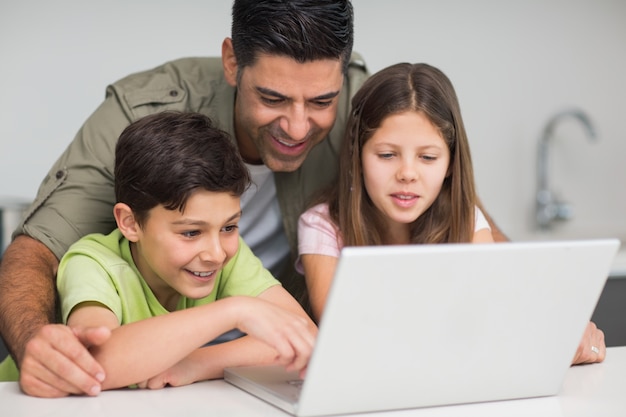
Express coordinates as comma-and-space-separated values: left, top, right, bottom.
0, 229, 279, 381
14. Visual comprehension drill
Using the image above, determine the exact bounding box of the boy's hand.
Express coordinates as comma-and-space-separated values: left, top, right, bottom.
136, 355, 201, 390
235, 297, 316, 373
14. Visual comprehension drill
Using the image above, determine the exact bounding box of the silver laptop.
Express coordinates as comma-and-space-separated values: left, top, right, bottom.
225, 239, 620, 416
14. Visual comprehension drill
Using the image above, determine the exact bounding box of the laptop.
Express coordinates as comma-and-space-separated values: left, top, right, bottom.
225, 239, 620, 416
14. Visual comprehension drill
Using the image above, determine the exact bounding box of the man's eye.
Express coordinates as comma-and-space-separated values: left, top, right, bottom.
261, 97, 283, 105
313, 100, 333, 108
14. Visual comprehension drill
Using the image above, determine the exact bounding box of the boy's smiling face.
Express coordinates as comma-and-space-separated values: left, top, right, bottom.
128, 189, 242, 310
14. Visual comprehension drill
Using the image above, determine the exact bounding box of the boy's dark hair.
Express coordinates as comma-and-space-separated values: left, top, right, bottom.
114, 111, 251, 226
231, 0, 354, 76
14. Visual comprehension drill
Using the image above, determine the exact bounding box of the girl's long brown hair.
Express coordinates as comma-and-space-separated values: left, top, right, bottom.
313, 63, 478, 246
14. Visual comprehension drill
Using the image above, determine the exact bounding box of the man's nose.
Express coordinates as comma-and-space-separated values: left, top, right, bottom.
279, 104, 310, 142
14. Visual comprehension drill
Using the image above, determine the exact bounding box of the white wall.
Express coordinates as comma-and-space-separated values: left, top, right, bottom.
1, 0, 625, 242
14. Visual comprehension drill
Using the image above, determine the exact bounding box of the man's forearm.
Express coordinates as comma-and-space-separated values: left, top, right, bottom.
0, 235, 59, 365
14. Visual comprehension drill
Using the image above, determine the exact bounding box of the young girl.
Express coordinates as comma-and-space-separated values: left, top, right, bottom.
297, 63, 494, 322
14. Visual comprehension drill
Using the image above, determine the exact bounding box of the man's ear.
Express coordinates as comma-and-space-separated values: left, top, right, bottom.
222, 37, 238, 87
114, 203, 140, 242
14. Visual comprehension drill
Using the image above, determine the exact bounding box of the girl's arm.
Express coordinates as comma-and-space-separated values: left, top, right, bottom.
67, 289, 315, 391
301, 254, 339, 323
297, 204, 343, 323
472, 206, 496, 243
472, 228, 495, 243
476, 198, 508, 242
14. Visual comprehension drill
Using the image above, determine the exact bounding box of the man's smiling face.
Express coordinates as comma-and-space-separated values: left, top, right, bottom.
229, 53, 344, 172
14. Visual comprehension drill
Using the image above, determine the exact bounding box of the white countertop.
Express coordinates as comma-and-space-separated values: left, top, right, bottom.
2, 346, 625, 417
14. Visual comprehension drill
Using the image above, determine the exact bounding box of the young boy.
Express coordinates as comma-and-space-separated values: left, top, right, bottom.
8, 111, 316, 395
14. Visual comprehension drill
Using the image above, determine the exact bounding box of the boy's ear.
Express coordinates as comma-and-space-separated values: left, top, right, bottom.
222, 37, 238, 87
114, 203, 140, 242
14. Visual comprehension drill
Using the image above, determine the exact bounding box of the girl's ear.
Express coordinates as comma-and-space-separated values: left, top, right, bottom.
221, 37, 238, 87
114, 203, 140, 242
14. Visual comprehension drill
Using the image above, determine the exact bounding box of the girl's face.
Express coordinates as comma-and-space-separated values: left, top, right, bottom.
361, 111, 450, 243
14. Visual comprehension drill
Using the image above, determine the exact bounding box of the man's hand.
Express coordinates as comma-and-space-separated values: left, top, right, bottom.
19, 324, 110, 397
571, 321, 606, 365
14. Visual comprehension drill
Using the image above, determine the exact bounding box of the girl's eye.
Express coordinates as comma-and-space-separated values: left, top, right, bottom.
222, 224, 239, 233
421, 155, 437, 161
378, 152, 394, 160
182, 230, 200, 238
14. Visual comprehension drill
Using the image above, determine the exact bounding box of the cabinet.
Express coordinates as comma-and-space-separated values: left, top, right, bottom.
591, 276, 626, 347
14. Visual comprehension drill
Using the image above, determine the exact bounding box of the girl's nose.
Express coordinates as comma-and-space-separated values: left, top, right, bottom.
397, 161, 418, 182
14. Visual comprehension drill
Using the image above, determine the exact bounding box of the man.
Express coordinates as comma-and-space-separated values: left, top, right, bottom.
0, 0, 602, 399
0, 0, 362, 397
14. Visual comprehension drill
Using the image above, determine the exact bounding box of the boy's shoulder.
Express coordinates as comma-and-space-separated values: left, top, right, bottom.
216, 237, 280, 298
63, 229, 128, 263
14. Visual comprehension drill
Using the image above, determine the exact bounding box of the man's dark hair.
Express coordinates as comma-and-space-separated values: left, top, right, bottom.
114, 111, 251, 226
231, 0, 354, 76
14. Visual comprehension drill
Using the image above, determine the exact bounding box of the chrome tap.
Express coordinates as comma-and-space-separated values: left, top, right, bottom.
536, 108, 597, 230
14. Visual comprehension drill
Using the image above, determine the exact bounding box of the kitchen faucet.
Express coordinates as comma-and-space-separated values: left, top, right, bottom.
536, 108, 597, 230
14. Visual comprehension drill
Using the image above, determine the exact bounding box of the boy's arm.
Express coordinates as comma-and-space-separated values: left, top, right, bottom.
67, 288, 315, 392
137, 285, 317, 389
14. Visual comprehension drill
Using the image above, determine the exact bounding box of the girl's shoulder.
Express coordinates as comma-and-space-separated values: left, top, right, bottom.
299, 202, 340, 235
300, 202, 332, 221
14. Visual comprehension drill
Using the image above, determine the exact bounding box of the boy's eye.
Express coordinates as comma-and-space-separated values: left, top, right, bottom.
182, 230, 200, 238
